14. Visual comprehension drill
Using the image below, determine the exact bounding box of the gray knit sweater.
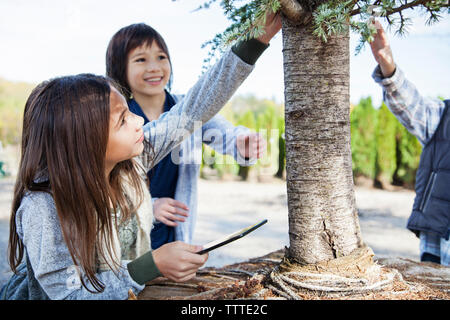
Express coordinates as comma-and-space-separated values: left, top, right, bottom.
8, 44, 263, 300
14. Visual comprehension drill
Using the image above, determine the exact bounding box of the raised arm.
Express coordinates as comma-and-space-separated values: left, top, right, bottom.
370, 20, 446, 146
140, 13, 281, 171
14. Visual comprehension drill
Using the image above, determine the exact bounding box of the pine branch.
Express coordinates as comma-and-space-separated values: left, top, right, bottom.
316, 0, 448, 48
350, 0, 449, 16
181, 0, 449, 61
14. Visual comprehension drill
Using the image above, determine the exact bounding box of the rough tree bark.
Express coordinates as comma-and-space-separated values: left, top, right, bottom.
280, 1, 366, 265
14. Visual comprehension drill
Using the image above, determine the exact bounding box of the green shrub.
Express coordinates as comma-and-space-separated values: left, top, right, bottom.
0, 79, 34, 145
350, 97, 378, 179
374, 102, 398, 186
393, 122, 422, 187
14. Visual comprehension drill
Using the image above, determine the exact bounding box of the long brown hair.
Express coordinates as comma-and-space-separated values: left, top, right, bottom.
8, 74, 150, 293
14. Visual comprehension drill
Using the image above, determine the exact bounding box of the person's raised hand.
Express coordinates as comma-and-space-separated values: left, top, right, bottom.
256, 10, 282, 44
369, 20, 396, 78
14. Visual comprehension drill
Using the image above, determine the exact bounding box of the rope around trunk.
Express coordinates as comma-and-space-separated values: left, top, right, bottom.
268, 246, 404, 299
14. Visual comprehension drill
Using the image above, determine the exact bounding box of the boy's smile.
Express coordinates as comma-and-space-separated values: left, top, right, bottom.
126, 41, 171, 100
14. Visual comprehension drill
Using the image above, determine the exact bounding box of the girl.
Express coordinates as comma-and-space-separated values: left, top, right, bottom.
1, 14, 281, 299
106, 24, 268, 249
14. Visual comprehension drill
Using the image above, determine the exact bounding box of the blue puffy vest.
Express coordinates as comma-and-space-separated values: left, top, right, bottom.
407, 100, 450, 240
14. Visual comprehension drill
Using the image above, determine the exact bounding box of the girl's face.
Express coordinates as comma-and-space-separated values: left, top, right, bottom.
105, 86, 145, 171
126, 41, 171, 99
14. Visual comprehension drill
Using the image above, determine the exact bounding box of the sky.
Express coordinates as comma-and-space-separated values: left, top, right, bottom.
0, 0, 449, 107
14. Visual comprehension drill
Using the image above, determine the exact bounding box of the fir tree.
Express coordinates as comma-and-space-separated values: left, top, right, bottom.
183, 0, 449, 299
196, 0, 449, 65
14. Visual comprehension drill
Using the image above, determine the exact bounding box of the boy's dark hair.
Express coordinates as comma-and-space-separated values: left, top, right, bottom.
106, 23, 173, 99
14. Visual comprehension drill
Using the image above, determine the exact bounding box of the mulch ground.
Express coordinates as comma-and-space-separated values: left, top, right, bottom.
137, 249, 450, 300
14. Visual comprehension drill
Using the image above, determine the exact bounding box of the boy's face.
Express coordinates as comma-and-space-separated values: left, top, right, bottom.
126, 41, 171, 99
105, 86, 145, 170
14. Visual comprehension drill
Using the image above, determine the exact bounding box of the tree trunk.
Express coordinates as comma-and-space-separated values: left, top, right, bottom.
282, 17, 365, 265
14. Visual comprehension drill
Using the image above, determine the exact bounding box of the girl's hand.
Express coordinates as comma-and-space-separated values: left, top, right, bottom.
152, 241, 208, 282
256, 10, 282, 44
153, 198, 189, 227
369, 20, 396, 78
237, 133, 267, 160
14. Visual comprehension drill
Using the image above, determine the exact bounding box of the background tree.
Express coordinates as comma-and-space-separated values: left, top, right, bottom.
350, 97, 378, 180
392, 119, 422, 188
193, 0, 449, 298
0, 79, 34, 146
374, 102, 397, 188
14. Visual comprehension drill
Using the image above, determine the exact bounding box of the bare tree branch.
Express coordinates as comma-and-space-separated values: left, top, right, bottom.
350, 0, 442, 16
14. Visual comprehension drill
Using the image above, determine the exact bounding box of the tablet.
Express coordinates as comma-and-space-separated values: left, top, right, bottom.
196, 219, 268, 255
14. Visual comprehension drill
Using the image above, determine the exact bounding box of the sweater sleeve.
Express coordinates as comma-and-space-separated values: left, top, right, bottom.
232, 37, 269, 65
372, 64, 446, 145
126, 251, 161, 285
16, 192, 144, 300
139, 39, 268, 171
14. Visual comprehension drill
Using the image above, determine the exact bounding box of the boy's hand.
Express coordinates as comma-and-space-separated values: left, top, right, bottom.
257, 10, 282, 44
237, 133, 267, 160
153, 198, 189, 227
369, 20, 396, 78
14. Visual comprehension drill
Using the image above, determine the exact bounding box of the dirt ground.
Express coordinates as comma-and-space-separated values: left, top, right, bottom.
193, 177, 421, 268
138, 249, 450, 300
0, 175, 425, 289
